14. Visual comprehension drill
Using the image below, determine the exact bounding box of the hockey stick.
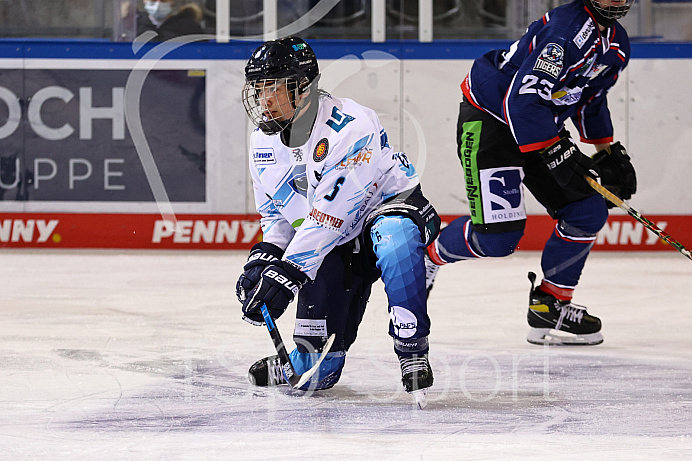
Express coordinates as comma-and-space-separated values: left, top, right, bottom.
260, 304, 336, 389
585, 176, 692, 261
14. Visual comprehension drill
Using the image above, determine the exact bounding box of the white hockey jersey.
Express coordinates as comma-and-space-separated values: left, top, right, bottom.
249, 93, 420, 279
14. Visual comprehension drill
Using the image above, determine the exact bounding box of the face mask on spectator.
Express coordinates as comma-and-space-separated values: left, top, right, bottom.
145, 1, 172, 22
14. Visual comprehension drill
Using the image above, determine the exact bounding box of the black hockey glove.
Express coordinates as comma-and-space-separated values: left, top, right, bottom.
236, 242, 284, 304
592, 142, 637, 208
241, 261, 308, 326
540, 137, 600, 194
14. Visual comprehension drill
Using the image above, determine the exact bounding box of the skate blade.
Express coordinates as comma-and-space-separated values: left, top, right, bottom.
410, 389, 428, 409
527, 328, 604, 346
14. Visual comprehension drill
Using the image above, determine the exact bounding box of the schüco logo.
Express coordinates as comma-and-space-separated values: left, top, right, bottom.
0, 219, 60, 243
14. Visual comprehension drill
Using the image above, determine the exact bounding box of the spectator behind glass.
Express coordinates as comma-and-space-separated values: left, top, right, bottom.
137, 0, 203, 41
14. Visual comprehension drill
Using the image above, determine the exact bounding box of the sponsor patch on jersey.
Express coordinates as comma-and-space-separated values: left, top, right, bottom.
313, 138, 329, 162
480, 167, 526, 224
336, 149, 372, 170
253, 148, 276, 165
586, 63, 609, 80
551, 86, 583, 106
573, 19, 596, 49
308, 207, 344, 231
533, 43, 564, 78
575, 55, 597, 78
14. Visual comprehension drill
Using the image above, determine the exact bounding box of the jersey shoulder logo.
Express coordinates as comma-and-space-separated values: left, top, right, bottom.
313, 138, 329, 162
533, 43, 564, 79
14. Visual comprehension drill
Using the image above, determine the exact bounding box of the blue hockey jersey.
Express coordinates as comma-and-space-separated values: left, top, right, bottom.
461, 0, 630, 152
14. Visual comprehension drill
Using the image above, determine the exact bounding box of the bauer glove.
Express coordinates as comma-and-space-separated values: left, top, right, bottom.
540, 137, 599, 194
241, 261, 308, 326
592, 142, 637, 208
236, 242, 284, 304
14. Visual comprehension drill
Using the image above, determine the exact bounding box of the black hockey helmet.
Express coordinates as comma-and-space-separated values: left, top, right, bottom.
582, 0, 633, 27
242, 37, 320, 134
245, 36, 319, 90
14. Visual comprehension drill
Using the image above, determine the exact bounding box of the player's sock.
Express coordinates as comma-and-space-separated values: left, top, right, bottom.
526, 273, 603, 346
424, 250, 439, 299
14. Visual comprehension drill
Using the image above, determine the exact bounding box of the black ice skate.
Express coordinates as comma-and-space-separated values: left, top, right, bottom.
526, 272, 603, 346
424, 252, 440, 299
399, 354, 433, 409
247, 355, 287, 386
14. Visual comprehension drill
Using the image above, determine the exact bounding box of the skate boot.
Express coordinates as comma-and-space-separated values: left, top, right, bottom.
399, 354, 433, 409
247, 355, 287, 386
424, 252, 440, 299
526, 272, 603, 346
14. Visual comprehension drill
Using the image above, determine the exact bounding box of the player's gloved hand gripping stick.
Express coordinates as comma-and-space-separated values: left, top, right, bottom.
242, 261, 336, 388
542, 136, 690, 261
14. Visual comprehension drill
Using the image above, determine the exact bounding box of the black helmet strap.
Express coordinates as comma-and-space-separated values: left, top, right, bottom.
281, 80, 320, 147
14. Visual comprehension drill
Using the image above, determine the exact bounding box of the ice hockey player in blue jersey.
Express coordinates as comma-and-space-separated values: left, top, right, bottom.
237, 36, 440, 405
425, 0, 637, 345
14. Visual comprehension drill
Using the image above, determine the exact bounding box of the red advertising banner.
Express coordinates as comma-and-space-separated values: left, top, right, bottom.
0, 214, 262, 250
0, 213, 690, 252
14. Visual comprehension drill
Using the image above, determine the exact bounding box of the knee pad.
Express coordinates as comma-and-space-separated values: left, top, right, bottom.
557, 195, 608, 236
370, 215, 423, 261
288, 349, 346, 391
471, 228, 524, 257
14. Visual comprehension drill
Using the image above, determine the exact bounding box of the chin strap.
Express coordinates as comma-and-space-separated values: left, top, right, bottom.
279, 89, 320, 144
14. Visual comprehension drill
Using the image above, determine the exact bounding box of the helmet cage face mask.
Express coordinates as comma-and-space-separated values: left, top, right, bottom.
242, 77, 306, 135
589, 0, 634, 20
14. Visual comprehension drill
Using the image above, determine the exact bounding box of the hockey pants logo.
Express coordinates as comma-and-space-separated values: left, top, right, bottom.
390, 306, 418, 339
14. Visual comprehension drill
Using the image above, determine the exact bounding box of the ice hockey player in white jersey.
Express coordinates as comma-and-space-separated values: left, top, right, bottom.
237, 37, 441, 406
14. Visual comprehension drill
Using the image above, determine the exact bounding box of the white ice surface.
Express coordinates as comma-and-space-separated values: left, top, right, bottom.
1, 250, 691, 460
